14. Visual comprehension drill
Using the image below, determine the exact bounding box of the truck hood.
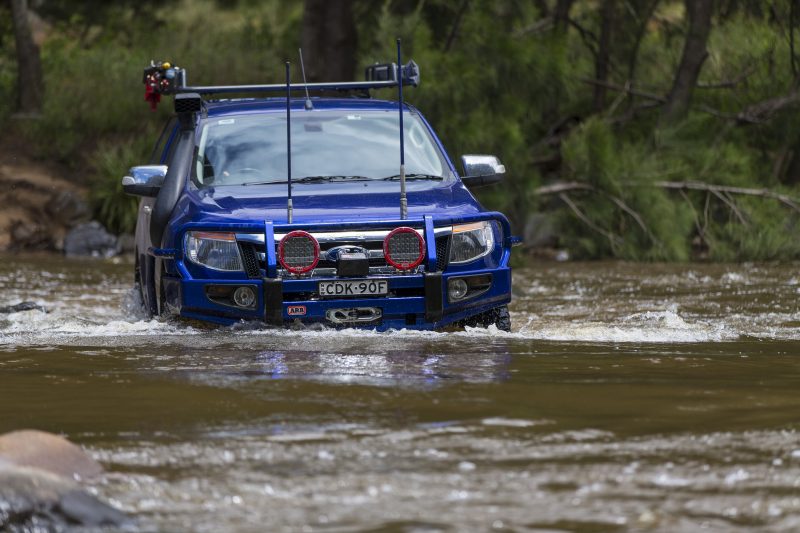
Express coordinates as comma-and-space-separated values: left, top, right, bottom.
177, 180, 483, 225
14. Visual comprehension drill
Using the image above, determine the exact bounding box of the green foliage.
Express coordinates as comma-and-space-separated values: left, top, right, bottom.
89, 136, 154, 235
707, 196, 800, 261
24, 41, 156, 161
0, 3, 16, 123
556, 118, 695, 260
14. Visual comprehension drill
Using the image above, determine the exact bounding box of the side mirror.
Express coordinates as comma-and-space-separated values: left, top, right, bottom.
121, 165, 168, 197
460, 155, 505, 187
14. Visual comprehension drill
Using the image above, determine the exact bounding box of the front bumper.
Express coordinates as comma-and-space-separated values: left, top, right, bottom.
159, 213, 513, 330
170, 268, 511, 330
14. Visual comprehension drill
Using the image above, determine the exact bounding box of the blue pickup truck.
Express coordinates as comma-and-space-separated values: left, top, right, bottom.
124, 58, 516, 331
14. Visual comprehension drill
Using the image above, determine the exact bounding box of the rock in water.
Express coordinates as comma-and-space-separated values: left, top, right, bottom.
524, 213, 559, 249
0, 430, 129, 529
117, 233, 136, 254
0, 301, 45, 314
0, 430, 103, 480
63, 221, 121, 258
9, 220, 51, 250
0, 463, 129, 529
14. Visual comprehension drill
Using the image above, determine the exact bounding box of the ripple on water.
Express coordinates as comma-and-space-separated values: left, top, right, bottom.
87, 425, 800, 532
2, 257, 800, 531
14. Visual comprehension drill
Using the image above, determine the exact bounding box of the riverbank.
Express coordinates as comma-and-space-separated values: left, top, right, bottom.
0, 135, 136, 256
0, 144, 87, 251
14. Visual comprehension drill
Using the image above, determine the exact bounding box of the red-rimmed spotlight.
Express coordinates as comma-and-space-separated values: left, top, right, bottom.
279, 230, 320, 275
383, 227, 425, 270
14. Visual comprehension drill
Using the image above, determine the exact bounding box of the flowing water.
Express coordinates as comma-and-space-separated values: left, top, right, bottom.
1, 254, 799, 532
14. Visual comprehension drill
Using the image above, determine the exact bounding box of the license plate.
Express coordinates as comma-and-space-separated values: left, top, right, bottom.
318, 279, 388, 297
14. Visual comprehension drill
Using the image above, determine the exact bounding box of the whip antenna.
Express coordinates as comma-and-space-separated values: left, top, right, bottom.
285, 61, 293, 224
397, 39, 408, 220
298, 48, 313, 110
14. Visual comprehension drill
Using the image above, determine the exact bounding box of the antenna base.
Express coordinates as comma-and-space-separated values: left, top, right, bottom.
399, 164, 408, 220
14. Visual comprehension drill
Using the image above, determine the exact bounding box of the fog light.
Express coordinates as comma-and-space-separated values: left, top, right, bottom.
233, 286, 256, 308
448, 278, 469, 301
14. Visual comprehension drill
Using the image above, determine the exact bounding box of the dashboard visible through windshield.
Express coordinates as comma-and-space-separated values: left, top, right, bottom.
194, 110, 449, 187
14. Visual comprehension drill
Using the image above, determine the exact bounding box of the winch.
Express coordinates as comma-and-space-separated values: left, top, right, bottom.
325, 307, 382, 324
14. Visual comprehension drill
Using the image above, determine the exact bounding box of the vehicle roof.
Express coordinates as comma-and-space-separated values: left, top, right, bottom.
204, 97, 411, 117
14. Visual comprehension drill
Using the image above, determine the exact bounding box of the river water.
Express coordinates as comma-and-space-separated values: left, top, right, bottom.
0, 254, 799, 532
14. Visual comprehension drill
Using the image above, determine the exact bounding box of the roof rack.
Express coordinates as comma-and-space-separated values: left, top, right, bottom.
143, 59, 420, 111
177, 79, 406, 96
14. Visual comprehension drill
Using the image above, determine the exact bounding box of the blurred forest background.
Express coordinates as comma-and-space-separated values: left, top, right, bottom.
2, 0, 800, 260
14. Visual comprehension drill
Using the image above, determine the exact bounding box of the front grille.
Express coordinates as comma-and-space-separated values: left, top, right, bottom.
315, 239, 387, 270
435, 235, 451, 271
235, 227, 453, 278
239, 243, 261, 278
276, 230, 415, 276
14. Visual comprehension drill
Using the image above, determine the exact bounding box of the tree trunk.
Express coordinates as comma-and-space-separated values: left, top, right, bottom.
301, 0, 357, 83
781, 137, 800, 186
443, 0, 469, 53
625, 0, 661, 95
9, 0, 44, 115
593, 0, 615, 111
533, 0, 549, 17
553, 0, 575, 33
660, 0, 714, 125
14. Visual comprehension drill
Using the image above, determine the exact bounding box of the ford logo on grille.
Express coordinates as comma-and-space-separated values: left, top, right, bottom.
325, 246, 369, 261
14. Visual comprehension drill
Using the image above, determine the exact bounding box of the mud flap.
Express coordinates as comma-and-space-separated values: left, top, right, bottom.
424, 272, 443, 323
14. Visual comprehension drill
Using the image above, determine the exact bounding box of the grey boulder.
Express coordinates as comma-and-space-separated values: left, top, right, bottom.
0, 430, 129, 529
0, 302, 45, 314
63, 221, 121, 258
0, 463, 129, 529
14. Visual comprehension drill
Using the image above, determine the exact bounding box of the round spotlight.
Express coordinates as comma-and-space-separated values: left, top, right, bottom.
383, 227, 425, 271
279, 230, 320, 275
448, 278, 469, 301
233, 286, 256, 308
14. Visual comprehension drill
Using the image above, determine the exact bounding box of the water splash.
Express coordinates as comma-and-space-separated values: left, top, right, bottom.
2, 257, 799, 346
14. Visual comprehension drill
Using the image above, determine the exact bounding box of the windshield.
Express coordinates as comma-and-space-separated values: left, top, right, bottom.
194, 110, 449, 186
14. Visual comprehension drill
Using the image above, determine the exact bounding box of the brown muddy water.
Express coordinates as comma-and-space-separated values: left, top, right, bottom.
1, 253, 799, 532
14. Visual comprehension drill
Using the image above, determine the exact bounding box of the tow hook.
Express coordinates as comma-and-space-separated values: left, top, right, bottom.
325, 307, 382, 324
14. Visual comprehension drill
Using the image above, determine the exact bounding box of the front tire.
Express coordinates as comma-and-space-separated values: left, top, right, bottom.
460, 305, 512, 332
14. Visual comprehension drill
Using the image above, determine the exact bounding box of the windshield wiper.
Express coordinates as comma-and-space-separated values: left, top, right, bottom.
296, 175, 372, 183
242, 175, 371, 186
241, 179, 283, 186
381, 173, 443, 181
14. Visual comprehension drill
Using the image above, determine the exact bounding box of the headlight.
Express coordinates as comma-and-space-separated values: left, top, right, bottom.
184, 231, 243, 271
449, 221, 495, 264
